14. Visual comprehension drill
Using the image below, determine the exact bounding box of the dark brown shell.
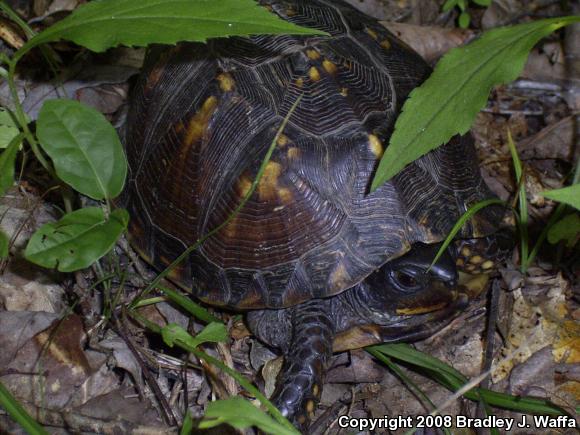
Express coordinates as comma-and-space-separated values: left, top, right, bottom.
122, 0, 498, 309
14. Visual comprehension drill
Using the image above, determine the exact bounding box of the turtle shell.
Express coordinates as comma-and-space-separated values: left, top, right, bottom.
122, 0, 499, 309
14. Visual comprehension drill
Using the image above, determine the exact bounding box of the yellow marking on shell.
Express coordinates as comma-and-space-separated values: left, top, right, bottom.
257, 161, 283, 201
340, 87, 348, 96
396, 302, 447, 315
278, 187, 293, 204
365, 27, 378, 40
329, 261, 350, 291
465, 264, 476, 272
287, 147, 301, 160
286, 8, 296, 17
368, 134, 384, 158
380, 39, 391, 50
297, 414, 307, 425
235, 174, 253, 198
306, 49, 321, 60
309, 66, 321, 82
461, 246, 471, 257
312, 384, 319, 397
295, 77, 304, 88
482, 260, 494, 270
322, 59, 337, 75
306, 400, 315, 413
469, 255, 483, 264
277, 134, 289, 147
217, 72, 235, 92
456, 258, 465, 267
183, 96, 218, 146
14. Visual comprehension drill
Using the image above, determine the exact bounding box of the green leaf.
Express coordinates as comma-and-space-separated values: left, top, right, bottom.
180, 411, 194, 435
371, 16, 580, 190
37, 99, 127, 200
159, 285, 222, 324
547, 213, 580, 247
0, 108, 21, 149
0, 229, 9, 260
541, 184, 580, 210
25, 207, 129, 272
22, 0, 326, 54
442, 0, 460, 12
472, 0, 492, 6
0, 134, 21, 196
459, 11, 471, 28
162, 322, 227, 349
199, 397, 299, 435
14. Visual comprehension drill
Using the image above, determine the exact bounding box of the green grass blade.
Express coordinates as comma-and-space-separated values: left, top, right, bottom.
507, 130, 529, 272
158, 285, 221, 324
0, 380, 49, 435
429, 198, 506, 269
368, 344, 568, 416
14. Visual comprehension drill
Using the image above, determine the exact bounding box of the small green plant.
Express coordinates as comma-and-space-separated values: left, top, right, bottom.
443, 0, 492, 28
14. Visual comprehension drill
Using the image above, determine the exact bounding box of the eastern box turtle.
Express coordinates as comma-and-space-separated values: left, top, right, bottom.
122, 0, 503, 427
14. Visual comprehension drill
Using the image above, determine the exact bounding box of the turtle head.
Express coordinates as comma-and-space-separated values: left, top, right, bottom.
332, 243, 468, 351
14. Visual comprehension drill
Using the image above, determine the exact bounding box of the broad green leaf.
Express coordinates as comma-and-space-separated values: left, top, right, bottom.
442, 0, 460, 12
180, 411, 194, 435
473, 0, 492, 6
37, 99, 127, 200
159, 285, 222, 324
0, 134, 21, 196
22, 0, 326, 54
0, 109, 21, 149
162, 322, 227, 349
371, 16, 580, 190
459, 11, 471, 28
199, 397, 299, 435
0, 229, 8, 260
25, 207, 129, 272
541, 184, 580, 211
547, 213, 580, 247
0, 381, 49, 435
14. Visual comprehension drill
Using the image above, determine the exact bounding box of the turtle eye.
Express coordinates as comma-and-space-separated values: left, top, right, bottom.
388, 267, 426, 292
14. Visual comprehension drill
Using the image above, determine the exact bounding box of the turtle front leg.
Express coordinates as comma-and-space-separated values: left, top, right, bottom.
248, 299, 335, 427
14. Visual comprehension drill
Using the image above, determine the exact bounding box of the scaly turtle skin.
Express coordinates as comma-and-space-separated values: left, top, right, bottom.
122, 0, 503, 428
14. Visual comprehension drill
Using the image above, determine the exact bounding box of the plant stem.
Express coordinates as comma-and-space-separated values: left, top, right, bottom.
6, 61, 52, 173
